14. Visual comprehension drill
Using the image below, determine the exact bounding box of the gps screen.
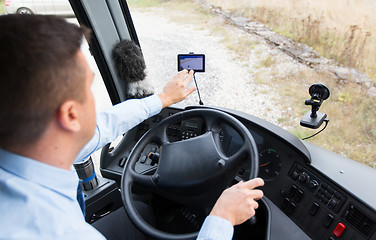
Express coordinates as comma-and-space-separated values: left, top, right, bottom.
177, 54, 205, 72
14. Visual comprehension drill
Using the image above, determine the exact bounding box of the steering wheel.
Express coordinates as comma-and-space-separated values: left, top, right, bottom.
121, 108, 259, 240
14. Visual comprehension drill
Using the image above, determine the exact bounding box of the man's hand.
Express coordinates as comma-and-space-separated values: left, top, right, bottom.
158, 69, 196, 108
209, 178, 264, 226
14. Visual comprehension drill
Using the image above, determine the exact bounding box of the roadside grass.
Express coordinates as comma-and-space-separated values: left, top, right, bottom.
205, 0, 376, 81
260, 56, 276, 68
275, 70, 376, 168
202, 0, 376, 167
128, 0, 375, 167
0, 0, 5, 14
127, 0, 162, 8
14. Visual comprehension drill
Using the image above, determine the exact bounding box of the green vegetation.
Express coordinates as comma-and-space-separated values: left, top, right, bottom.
201, 0, 376, 167
127, 0, 162, 8
260, 56, 276, 68
0, 0, 6, 14
256, 9, 375, 80
206, 0, 376, 81
274, 71, 376, 168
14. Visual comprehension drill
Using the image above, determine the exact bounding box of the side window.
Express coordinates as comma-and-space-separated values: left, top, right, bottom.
81, 38, 112, 175
81, 40, 112, 113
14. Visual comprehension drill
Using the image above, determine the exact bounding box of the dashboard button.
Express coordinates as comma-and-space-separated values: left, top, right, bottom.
328, 198, 338, 210
119, 157, 127, 168
140, 155, 147, 164
324, 191, 333, 199
315, 192, 323, 200
310, 202, 320, 216
322, 196, 330, 205
334, 191, 342, 200
327, 187, 335, 194
281, 198, 290, 210
333, 223, 346, 237
323, 214, 334, 228
295, 190, 304, 202
172, 128, 178, 137
286, 202, 296, 214
288, 185, 297, 198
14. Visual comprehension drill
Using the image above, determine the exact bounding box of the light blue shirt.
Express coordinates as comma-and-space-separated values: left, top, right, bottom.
0, 95, 233, 240
76, 95, 163, 162
0, 148, 105, 240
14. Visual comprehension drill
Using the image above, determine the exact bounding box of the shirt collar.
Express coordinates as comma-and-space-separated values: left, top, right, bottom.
0, 148, 78, 200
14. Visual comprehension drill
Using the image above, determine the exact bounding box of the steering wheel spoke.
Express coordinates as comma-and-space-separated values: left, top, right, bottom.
128, 169, 159, 192
150, 124, 169, 145
227, 143, 247, 161
201, 114, 219, 132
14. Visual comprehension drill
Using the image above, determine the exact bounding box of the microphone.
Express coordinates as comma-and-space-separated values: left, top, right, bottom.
112, 39, 146, 83
112, 40, 153, 99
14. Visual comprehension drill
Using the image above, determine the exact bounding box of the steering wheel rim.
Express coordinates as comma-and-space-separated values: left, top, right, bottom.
121, 108, 259, 240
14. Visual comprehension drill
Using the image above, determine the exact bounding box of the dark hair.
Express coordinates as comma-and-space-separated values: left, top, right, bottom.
112, 39, 146, 83
0, 14, 91, 148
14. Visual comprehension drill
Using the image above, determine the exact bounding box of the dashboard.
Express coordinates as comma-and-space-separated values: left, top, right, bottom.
99, 106, 376, 240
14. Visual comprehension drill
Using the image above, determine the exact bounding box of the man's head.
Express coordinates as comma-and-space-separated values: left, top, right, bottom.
0, 15, 92, 149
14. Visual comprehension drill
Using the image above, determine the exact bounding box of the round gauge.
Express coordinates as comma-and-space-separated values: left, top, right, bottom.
258, 148, 282, 181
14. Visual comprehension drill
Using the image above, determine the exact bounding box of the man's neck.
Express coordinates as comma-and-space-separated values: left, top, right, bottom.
5, 143, 75, 170
5, 129, 80, 170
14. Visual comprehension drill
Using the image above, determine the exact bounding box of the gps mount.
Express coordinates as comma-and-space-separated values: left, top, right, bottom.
300, 83, 330, 129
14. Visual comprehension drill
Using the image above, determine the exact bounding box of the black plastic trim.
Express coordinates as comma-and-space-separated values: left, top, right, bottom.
69, 0, 121, 105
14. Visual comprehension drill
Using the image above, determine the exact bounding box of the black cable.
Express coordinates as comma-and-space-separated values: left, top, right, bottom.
302, 119, 330, 140
193, 74, 204, 105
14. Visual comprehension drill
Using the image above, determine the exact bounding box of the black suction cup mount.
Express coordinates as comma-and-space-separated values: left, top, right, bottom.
309, 83, 330, 101
300, 83, 330, 129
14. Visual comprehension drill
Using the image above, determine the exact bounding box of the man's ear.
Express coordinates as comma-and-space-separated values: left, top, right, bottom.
56, 100, 82, 132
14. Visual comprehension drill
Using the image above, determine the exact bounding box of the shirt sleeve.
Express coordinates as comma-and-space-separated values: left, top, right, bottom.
75, 95, 162, 162
197, 216, 234, 240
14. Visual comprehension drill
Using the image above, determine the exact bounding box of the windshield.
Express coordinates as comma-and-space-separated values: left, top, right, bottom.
3, 0, 372, 168
127, 0, 376, 168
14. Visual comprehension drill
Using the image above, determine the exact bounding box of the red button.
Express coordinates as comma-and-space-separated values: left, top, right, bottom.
333, 223, 346, 237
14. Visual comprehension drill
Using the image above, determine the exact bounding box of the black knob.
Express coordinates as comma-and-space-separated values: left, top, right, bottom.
299, 172, 309, 183
280, 188, 288, 197
309, 180, 319, 189
292, 171, 299, 180
148, 152, 160, 166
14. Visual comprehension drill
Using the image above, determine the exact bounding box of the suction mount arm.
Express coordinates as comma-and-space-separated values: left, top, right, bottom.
300, 84, 330, 129
305, 84, 330, 118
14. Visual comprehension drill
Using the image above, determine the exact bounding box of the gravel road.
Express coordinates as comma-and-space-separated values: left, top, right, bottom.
130, 8, 304, 125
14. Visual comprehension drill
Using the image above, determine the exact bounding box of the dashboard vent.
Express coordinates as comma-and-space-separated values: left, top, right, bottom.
344, 204, 375, 237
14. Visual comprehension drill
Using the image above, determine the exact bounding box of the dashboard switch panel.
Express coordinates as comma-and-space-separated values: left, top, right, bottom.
289, 163, 346, 213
